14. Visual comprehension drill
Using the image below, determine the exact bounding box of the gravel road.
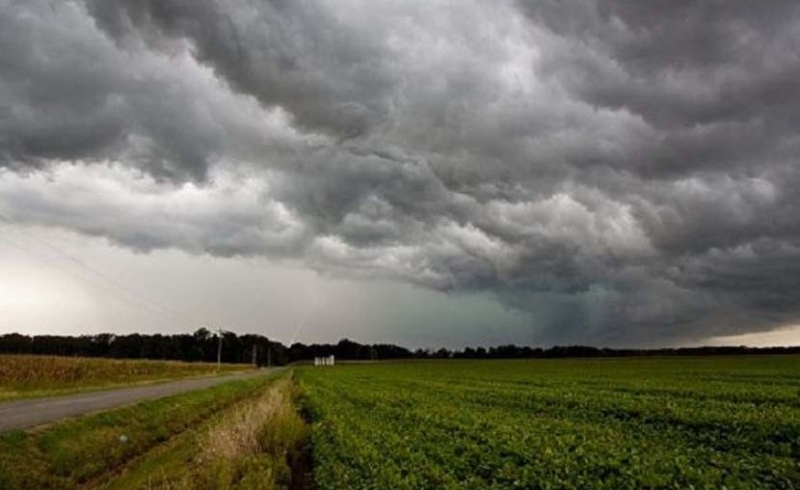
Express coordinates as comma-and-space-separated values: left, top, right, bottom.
0, 369, 277, 432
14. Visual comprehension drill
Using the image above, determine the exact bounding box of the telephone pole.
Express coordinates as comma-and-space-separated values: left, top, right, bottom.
216, 328, 223, 369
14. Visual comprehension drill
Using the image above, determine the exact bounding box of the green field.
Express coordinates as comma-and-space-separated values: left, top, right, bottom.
2, 356, 798, 489
298, 357, 800, 489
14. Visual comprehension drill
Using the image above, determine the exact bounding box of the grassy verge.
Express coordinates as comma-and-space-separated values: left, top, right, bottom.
97, 373, 310, 490
0, 355, 249, 401
0, 370, 280, 489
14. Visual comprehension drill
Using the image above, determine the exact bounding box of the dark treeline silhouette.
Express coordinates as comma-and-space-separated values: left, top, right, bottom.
0, 329, 286, 366
0, 331, 798, 365
0, 331, 418, 365
449, 344, 800, 359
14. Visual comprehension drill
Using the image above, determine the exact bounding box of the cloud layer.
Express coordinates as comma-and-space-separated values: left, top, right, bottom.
2, 0, 800, 345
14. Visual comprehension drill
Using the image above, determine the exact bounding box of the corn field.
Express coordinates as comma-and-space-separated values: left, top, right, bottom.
0, 354, 245, 398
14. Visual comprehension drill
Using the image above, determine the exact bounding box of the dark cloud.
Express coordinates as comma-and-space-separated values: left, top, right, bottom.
87, 0, 395, 140
1, 0, 800, 346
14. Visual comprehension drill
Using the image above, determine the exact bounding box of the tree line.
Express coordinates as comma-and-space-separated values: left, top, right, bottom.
0, 330, 797, 365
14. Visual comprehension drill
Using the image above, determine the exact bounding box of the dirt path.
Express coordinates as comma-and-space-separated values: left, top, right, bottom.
0, 368, 278, 432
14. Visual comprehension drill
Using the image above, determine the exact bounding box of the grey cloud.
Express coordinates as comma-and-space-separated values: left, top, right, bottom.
0, 1, 307, 181
526, 1, 800, 124
87, 0, 395, 140
0, 2, 127, 166
522, 0, 800, 179
0, 165, 310, 258
2, 0, 800, 346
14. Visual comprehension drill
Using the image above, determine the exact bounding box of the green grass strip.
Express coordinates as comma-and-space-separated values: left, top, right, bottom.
96, 371, 309, 490
0, 370, 280, 489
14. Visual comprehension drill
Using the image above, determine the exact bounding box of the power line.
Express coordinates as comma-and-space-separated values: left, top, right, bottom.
0, 230, 198, 329
288, 286, 319, 345
0, 216, 213, 330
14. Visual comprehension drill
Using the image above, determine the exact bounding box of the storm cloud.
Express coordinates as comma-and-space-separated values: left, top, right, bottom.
2, 0, 800, 345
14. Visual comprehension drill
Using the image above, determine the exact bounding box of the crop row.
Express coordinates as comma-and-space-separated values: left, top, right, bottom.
298, 357, 800, 489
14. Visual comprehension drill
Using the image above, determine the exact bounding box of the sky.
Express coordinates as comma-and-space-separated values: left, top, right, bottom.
1, 0, 799, 348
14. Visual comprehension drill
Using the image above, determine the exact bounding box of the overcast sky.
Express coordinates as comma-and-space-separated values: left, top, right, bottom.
1, 0, 799, 348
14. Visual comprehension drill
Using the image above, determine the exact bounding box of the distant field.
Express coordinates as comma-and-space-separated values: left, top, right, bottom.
0, 354, 249, 400
298, 357, 800, 489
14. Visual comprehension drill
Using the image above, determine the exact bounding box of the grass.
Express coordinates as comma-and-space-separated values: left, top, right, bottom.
298, 356, 800, 489
100, 373, 310, 490
191, 376, 308, 490
0, 369, 281, 489
0, 354, 249, 401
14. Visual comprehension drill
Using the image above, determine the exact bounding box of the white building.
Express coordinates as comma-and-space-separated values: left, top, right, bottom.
314, 355, 335, 366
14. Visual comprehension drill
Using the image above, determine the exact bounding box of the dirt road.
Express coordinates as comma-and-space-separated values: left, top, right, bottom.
0, 369, 277, 432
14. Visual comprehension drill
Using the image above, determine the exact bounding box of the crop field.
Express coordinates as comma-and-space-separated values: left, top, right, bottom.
298, 357, 800, 489
0, 355, 248, 400
2, 356, 798, 489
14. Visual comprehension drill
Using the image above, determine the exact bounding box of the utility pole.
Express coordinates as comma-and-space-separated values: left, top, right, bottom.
267, 346, 271, 368
252, 344, 258, 367
216, 328, 223, 369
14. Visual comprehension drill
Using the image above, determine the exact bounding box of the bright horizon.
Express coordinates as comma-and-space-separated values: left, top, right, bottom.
2, 225, 797, 349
